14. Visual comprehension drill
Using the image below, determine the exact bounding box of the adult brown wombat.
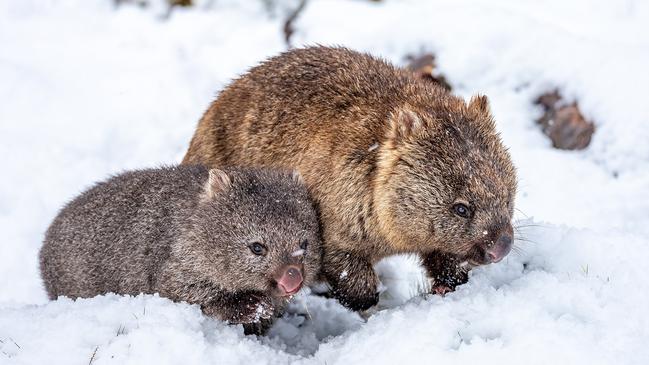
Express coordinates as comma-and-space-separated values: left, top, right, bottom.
183, 46, 517, 311
39, 165, 321, 334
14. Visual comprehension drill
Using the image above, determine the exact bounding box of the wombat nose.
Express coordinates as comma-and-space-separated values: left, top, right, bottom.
277, 265, 303, 296
486, 234, 513, 263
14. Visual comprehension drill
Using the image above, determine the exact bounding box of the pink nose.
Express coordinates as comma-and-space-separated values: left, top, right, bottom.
277, 266, 303, 296
486, 234, 512, 263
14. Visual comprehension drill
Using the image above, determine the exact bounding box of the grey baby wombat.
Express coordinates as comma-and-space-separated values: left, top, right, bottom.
39, 165, 321, 334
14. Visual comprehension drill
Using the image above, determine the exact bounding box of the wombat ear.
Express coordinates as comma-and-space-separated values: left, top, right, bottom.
468, 95, 497, 132
204, 169, 231, 198
291, 170, 305, 185
389, 106, 423, 140
468, 95, 491, 116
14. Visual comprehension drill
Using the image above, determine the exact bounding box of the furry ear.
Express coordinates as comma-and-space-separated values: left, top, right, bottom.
389, 106, 423, 140
468, 95, 491, 115
204, 169, 231, 199
468, 95, 497, 133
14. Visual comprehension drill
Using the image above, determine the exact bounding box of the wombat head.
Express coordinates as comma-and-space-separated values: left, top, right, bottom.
375, 95, 517, 266
179, 168, 322, 297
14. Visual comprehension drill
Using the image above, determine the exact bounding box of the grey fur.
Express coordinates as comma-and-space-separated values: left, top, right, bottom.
39, 165, 321, 334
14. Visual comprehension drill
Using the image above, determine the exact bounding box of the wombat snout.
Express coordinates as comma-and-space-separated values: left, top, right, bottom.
275, 265, 303, 296
485, 230, 513, 263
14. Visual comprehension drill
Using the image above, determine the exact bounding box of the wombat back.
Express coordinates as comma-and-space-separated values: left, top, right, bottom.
39, 165, 205, 299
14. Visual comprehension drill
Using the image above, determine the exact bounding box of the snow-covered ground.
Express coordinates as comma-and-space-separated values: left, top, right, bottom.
1, 0, 648, 364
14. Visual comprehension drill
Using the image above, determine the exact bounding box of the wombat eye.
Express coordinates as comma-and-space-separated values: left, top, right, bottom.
300, 239, 308, 250
452, 203, 471, 218
249, 242, 267, 256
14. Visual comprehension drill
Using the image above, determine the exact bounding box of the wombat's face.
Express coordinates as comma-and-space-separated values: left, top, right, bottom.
184, 169, 322, 297
376, 96, 517, 265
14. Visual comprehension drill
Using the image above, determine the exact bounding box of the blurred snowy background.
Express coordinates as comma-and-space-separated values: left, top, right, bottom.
1, 0, 648, 364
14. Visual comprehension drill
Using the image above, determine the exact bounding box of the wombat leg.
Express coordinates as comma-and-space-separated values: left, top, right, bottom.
421, 251, 469, 295
201, 291, 275, 326
324, 250, 380, 311
242, 317, 275, 336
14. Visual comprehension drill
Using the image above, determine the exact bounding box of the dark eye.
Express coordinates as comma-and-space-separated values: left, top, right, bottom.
249, 242, 267, 256
452, 203, 471, 218
300, 239, 308, 250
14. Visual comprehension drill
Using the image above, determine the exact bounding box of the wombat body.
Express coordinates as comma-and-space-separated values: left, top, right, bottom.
183, 46, 517, 310
40, 165, 321, 334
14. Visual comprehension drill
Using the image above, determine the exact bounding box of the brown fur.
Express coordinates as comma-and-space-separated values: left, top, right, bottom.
183, 46, 517, 310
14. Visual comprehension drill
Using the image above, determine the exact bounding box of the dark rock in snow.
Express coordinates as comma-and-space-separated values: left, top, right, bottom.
534, 90, 595, 150
405, 53, 452, 91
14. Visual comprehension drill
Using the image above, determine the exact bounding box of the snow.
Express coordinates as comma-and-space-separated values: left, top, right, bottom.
1, 0, 648, 364
291, 249, 305, 257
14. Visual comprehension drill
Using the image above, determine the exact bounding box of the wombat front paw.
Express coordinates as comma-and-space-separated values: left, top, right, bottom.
205, 292, 276, 324
237, 294, 275, 323
326, 273, 380, 311
431, 284, 453, 296
324, 252, 380, 311
330, 284, 379, 311
431, 269, 468, 294
422, 251, 470, 295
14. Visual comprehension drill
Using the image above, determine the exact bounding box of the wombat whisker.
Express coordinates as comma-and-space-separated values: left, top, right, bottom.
514, 237, 537, 245
514, 241, 534, 248
301, 299, 312, 321
514, 208, 529, 218
513, 225, 532, 232
512, 228, 526, 237
514, 223, 545, 229
513, 232, 528, 239
511, 245, 526, 256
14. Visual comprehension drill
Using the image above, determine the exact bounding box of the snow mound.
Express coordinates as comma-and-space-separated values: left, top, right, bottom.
2, 223, 647, 364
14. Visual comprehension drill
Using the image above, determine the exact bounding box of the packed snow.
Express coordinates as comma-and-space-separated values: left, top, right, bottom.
1, 0, 648, 364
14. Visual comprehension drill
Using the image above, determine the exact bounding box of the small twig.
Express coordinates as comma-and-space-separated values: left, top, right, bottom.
283, 0, 308, 48
116, 324, 126, 336
9, 338, 20, 349
88, 346, 99, 365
